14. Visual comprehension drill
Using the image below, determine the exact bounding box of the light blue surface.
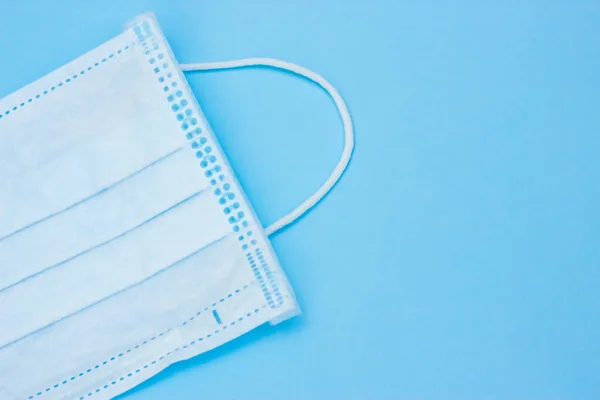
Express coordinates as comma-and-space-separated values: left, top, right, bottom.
1, 1, 599, 399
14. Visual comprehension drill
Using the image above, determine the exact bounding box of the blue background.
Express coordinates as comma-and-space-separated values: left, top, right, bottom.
1, 1, 599, 399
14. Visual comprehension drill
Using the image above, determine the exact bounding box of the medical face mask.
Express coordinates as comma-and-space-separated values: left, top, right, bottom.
0, 13, 353, 400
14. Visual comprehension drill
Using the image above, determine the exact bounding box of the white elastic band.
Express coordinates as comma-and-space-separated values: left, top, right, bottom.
181, 58, 354, 236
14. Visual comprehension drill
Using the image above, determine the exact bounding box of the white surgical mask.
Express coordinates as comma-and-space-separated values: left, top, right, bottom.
0, 12, 353, 400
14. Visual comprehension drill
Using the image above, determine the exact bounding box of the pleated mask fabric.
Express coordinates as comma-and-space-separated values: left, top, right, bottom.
0, 11, 355, 400
0, 13, 301, 400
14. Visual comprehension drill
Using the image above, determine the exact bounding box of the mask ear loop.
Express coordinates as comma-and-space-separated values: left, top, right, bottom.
181, 58, 354, 236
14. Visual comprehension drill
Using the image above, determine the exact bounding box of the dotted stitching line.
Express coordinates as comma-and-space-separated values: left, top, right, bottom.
133, 20, 276, 310
28, 284, 250, 399
247, 252, 273, 306
79, 306, 266, 399
256, 248, 283, 307
0, 44, 134, 121
136, 23, 256, 242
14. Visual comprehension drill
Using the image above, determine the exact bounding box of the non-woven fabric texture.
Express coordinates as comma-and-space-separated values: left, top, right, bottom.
0, 13, 299, 400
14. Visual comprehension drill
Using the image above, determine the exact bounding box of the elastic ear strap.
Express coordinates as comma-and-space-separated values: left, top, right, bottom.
181, 58, 354, 236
